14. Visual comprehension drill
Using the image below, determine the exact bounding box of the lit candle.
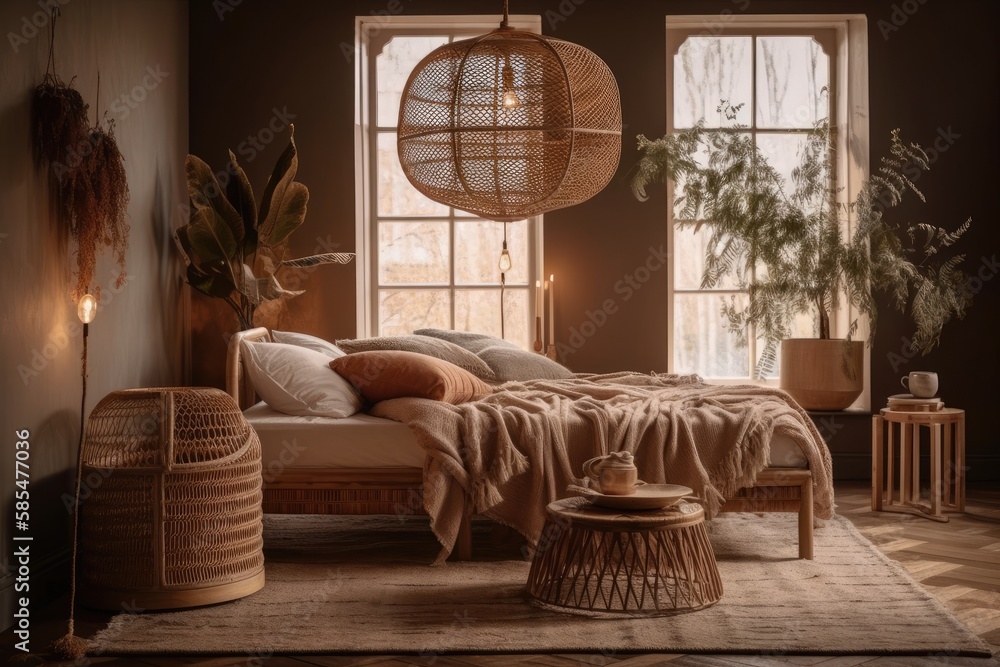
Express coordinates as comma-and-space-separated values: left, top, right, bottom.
548, 274, 555, 343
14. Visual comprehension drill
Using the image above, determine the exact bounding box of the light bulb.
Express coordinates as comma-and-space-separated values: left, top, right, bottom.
77, 294, 97, 324
498, 248, 512, 273
501, 64, 520, 109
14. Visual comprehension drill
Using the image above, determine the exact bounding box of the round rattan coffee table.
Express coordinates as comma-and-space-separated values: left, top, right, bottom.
526, 497, 722, 616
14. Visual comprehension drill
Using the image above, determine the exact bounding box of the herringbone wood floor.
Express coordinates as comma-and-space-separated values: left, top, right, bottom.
6, 482, 999, 667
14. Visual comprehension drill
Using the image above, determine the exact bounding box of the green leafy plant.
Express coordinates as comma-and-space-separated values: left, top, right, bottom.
176, 125, 354, 330
630, 103, 973, 378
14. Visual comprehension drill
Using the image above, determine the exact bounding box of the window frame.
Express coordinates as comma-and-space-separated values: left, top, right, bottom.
664, 15, 870, 409
354, 15, 544, 342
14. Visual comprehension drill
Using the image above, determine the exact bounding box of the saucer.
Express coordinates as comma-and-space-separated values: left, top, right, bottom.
577, 483, 694, 510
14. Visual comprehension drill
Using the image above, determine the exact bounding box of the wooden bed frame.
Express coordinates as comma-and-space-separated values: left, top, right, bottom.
227, 328, 814, 560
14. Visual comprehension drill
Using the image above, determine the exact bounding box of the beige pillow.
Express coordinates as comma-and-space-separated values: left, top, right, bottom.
336, 335, 497, 382
477, 345, 575, 382
414, 328, 520, 354
330, 351, 493, 404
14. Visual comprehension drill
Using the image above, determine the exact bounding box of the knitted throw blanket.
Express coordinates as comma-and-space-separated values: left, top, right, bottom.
371, 372, 835, 563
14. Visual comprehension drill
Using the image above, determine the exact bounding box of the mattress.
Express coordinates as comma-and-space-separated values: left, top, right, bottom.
243, 403, 808, 470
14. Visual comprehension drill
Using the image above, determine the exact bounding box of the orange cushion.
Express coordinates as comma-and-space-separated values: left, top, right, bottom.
330, 350, 493, 404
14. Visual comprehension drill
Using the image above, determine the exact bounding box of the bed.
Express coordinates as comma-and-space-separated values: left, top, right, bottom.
227, 327, 829, 561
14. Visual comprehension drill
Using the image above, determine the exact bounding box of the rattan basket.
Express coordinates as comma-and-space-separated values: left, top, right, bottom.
78, 387, 264, 610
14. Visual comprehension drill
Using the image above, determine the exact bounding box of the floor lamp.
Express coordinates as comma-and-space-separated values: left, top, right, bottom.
54, 293, 96, 659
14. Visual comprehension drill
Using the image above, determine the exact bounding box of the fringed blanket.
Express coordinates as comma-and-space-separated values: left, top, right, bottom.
371, 372, 834, 563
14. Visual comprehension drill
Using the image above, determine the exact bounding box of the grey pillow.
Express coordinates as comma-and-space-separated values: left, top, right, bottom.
335, 335, 497, 382
414, 328, 520, 354
477, 346, 575, 382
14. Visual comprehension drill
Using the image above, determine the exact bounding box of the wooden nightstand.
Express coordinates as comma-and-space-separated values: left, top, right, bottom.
871, 407, 965, 522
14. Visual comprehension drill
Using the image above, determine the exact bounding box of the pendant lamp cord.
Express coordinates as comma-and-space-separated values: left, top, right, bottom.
501, 0, 509, 28
500, 222, 507, 339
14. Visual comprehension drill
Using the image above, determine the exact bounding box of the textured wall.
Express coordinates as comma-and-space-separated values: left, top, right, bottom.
188, 0, 999, 480
0, 0, 188, 630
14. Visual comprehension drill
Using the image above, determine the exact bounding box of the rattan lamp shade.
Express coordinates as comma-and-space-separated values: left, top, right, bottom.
78, 387, 264, 610
397, 26, 622, 221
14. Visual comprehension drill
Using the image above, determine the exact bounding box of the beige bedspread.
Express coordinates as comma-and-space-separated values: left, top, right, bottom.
371, 372, 834, 563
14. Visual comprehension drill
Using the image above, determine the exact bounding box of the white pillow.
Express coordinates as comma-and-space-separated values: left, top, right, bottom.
240, 341, 362, 418
271, 330, 346, 358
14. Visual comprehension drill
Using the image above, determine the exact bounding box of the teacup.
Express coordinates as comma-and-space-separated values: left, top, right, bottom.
583, 451, 638, 495
901, 371, 938, 398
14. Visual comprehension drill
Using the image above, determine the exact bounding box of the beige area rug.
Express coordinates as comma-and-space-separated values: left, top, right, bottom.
89, 512, 992, 657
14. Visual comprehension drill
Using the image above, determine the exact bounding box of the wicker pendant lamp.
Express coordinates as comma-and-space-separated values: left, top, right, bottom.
397, 1, 622, 222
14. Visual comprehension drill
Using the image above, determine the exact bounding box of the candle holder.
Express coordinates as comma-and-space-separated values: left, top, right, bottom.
534, 317, 543, 352
546, 344, 557, 360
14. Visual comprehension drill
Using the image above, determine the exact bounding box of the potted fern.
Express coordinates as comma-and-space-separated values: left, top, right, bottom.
630, 105, 973, 410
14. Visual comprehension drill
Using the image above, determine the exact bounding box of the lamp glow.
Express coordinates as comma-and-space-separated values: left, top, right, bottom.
501, 64, 520, 109
498, 247, 513, 273
77, 294, 96, 324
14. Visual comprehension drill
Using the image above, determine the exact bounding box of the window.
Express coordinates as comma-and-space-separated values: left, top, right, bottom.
355, 16, 543, 349
665, 16, 869, 389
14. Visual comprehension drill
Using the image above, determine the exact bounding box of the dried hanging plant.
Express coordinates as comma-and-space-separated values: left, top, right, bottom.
30, 8, 129, 302
65, 118, 130, 300
32, 11, 88, 171
32, 74, 89, 171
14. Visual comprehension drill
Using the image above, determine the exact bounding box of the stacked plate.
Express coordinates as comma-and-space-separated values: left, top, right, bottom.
887, 393, 944, 412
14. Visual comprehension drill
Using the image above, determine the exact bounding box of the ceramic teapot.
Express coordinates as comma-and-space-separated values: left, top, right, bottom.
583, 451, 638, 495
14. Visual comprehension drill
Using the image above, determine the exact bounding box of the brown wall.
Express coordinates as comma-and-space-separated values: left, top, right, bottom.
0, 0, 188, 629
189, 0, 999, 480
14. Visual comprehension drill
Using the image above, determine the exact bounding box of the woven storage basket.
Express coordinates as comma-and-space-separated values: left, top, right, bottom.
78, 387, 264, 610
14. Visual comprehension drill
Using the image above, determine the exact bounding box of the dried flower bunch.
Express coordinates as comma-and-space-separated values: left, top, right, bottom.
31, 11, 129, 302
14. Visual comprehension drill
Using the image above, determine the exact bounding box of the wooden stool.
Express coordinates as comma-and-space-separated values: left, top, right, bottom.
525, 497, 723, 615
872, 407, 965, 522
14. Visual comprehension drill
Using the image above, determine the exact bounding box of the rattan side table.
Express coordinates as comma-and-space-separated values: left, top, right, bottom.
872, 407, 965, 522
79, 387, 265, 610
525, 497, 723, 615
